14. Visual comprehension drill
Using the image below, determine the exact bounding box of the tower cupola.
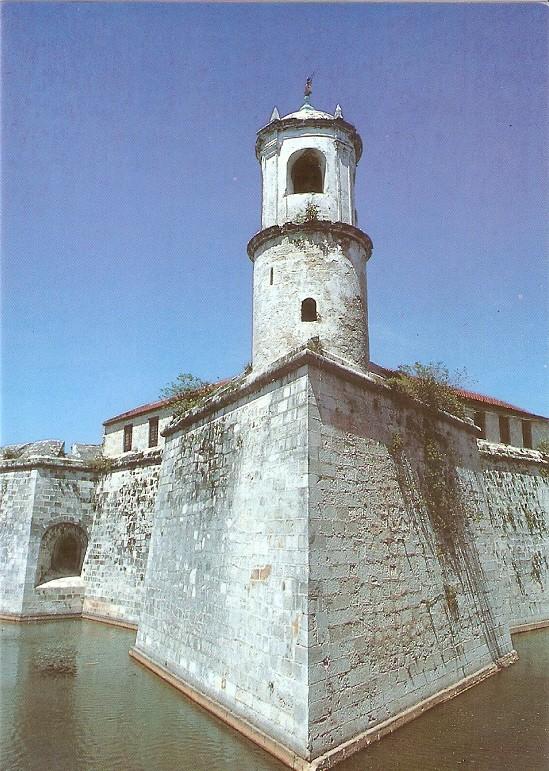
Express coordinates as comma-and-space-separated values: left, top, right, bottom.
255, 99, 362, 229
248, 85, 373, 375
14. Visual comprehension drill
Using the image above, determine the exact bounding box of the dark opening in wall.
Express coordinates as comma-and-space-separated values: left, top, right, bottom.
301, 298, 318, 322
123, 424, 133, 452
288, 150, 325, 194
52, 534, 80, 573
522, 420, 532, 449
474, 410, 486, 439
149, 416, 159, 448
35, 523, 88, 586
270, 267, 274, 286
499, 415, 510, 444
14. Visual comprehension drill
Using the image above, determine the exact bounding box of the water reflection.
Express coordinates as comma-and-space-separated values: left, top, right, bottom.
1, 621, 547, 770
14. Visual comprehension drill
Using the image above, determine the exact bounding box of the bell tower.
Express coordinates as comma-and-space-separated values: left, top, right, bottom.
247, 85, 373, 374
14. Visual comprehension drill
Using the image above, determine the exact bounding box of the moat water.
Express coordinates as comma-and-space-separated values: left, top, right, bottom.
1, 620, 547, 770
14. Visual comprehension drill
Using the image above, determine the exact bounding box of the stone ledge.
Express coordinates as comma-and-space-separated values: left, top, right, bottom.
128, 647, 517, 770
100, 448, 163, 472
0, 456, 96, 473
82, 612, 138, 631
0, 612, 82, 623
310, 652, 518, 769
478, 440, 549, 466
165, 346, 481, 439
510, 619, 549, 634
255, 116, 363, 161
247, 220, 372, 262
129, 647, 311, 770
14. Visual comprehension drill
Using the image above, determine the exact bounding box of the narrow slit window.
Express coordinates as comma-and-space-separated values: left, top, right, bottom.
270, 267, 274, 286
148, 416, 159, 448
499, 416, 510, 445
123, 424, 133, 453
522, 420, 532, 449
301, 298, 318, 322
474, 410, 486, 439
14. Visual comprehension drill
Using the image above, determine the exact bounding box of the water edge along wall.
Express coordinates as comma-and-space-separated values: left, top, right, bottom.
131, 349, 548, 769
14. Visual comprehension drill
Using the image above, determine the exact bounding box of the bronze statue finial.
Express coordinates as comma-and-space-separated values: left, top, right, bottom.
304, 76, 313, 98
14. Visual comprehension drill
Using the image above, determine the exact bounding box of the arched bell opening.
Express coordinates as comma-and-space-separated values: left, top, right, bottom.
35, 523, 88, 587
287, 149, 326, 195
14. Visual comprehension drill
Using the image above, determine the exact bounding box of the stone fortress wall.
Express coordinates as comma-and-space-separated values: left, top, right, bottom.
1, 353, 548, 768
82, 451, 161, 627
128, 350, 547, 766
2, 94, 549, 769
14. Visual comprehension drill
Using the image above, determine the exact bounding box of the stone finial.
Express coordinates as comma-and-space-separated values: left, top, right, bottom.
269, 106, 280, 123
335, 104, 343, 118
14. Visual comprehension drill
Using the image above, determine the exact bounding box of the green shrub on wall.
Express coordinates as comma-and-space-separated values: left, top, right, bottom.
387, 362, 467, 419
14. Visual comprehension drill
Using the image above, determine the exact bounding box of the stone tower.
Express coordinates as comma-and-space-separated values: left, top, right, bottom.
247, 94, 373, 374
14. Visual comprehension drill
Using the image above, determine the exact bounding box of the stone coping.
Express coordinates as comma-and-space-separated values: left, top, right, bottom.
0, 455, 97, 473
510, 619, 549, 634
35, 576, 85, 590
247, 220, 373, 261
129, 645, 517, 770
164, 346, 481, 438
82, 612, 138, 631
0, 612, 82, 623
0, 448, 163, 474
478, 440, 549, 467
130, 647, 310, 769
255, 115, 363, 161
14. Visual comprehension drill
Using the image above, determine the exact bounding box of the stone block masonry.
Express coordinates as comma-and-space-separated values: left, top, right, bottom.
0, 458, 96, 619
82, 451, 161, 626
132, 349, 547, 768
306, 362, 516, 758
135, 368, 311, 757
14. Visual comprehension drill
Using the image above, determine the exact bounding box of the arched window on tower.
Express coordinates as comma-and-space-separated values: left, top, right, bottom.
287, 150, 325, 194
301, 298, 318, 322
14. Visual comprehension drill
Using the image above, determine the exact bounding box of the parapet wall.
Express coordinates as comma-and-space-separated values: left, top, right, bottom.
82, 451, 161, 626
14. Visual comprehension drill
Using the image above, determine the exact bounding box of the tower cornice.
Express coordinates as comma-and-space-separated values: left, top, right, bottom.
247, 220, 373, 262
255, 116, 363, 162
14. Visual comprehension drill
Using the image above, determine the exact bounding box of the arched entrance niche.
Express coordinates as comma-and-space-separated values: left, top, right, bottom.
35, 523, 88, 587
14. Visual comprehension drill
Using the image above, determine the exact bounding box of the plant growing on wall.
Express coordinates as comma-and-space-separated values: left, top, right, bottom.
160, 373, 216, 418
387, 361, 468, 419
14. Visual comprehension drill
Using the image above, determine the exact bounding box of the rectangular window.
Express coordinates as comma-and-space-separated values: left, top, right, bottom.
474, 410, 486, 439
123, 424, 133, 453
499, 415, 510, 445
148, 416, 159, 448
522, 420, 532, 449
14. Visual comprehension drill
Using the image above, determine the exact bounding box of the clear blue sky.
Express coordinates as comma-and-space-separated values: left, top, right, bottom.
2, 2, 547, 448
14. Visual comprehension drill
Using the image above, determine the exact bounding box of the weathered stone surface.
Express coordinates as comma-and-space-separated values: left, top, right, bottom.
82, 457, 161, 625
136, 369, 311, 756
132, 353, 548, 763
0, 459, 96, 618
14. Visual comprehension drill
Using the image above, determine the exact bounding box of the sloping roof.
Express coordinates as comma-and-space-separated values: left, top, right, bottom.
368, 362, 547, 420
103, 397, 175, 427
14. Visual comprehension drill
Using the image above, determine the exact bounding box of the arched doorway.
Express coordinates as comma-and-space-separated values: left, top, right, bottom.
35, 523, 88, 586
